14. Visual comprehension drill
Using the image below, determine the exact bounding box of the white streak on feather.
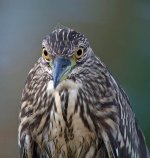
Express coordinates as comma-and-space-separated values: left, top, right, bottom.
85, 145, 95, 158
47, 80, 54, 94
67, 88, 78, 119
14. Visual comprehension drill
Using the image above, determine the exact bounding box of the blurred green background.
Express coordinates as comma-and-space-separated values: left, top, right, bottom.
0, 0, 150, 157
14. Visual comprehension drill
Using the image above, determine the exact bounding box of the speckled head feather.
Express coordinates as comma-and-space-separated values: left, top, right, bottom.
42, 28, 89, 57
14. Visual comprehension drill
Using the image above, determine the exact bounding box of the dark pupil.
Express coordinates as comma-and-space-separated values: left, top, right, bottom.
44, 50, 48, 56
77, 49, 82, 56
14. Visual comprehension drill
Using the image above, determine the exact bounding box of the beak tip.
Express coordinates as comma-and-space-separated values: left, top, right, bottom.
53, 79, 58, 89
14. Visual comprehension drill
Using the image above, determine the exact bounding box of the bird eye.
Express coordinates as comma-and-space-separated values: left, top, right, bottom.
75, 48, 84, 60
42, 50, 51, 61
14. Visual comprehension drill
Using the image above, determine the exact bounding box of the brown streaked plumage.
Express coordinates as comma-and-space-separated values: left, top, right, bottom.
18, 27, 150, 158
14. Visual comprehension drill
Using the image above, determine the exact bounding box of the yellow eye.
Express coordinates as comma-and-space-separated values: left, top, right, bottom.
75, 48, 84, 60
42, 50, 51, 61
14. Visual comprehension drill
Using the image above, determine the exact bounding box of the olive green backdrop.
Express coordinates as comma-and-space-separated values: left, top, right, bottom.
0, 0, 150, 157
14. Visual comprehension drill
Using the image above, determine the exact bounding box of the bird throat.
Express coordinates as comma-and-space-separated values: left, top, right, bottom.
46, 79, 95, 157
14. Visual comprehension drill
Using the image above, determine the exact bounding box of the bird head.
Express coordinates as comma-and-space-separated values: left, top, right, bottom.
42, 27, 96, 89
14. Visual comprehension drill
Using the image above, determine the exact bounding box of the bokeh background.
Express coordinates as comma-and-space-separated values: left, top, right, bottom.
0, 0, 150, 157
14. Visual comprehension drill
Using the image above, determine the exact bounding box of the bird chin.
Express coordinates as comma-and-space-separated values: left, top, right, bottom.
55, 79, 82, 92
47, 79, 82, 95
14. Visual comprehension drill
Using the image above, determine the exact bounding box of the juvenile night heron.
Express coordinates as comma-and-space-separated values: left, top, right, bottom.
18, 27, 150, 158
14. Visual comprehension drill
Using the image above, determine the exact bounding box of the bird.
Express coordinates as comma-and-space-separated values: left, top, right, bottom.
18, 27, 150, 158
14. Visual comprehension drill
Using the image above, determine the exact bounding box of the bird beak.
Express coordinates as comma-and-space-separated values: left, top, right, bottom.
52, 57, 72, 88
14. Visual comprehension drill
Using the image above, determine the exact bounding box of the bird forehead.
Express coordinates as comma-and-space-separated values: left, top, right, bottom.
42, 28, 89, 56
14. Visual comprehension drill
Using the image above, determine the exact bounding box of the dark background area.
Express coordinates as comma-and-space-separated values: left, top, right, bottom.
0, 0, 150, 157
